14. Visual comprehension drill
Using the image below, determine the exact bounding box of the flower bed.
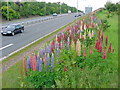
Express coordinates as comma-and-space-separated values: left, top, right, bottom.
21, 14, 115, 88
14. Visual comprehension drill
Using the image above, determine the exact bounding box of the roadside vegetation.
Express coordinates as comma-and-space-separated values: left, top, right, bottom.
1, 1, 119, 88
0, 0, 82, 21
19, 10, 118, 88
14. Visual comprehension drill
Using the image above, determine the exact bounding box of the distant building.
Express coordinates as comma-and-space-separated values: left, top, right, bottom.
85, 7, 92, 14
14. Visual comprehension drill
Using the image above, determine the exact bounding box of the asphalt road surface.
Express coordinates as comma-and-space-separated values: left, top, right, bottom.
0, 14, 77, 59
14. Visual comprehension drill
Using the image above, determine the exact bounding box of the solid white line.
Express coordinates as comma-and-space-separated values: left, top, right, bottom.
0, 44, 13, 51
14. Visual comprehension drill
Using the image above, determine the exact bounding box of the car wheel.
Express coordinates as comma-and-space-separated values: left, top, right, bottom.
1, 33, 4, 36
12, 32, 15, 36
20, 29, 24, 33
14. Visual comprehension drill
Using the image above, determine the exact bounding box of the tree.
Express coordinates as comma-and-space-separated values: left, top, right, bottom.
105, 2, 117, 13
1, 6, 20, 20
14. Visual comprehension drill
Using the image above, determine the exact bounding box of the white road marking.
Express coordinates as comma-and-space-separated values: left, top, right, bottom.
0, 21, 73, 62
0, 44, 13, 51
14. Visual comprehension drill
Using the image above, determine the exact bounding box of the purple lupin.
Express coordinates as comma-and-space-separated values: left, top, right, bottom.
46, 53, 50, 66
37, 57, 42, 72
51, 53, 54, 69
55, 41, 59, 49
39, 48, 45, 57
27, 56, 31, 69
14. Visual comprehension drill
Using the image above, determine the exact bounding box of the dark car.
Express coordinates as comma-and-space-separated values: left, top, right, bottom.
1, 24, 24, 36
75, 14, 81, 17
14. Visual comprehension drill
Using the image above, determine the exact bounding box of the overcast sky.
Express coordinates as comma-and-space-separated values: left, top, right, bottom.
37, 0, 119, 12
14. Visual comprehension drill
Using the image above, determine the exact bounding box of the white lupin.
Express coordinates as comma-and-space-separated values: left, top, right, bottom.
76, 39, 81, 56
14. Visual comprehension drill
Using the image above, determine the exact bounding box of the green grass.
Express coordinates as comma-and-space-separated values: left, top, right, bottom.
2, 61, 22, 88
97, 10, 118, 66
96, 10, 118, 87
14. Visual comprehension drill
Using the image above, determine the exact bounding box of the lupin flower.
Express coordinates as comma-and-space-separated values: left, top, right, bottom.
57, 35, 61, 43
98, 41, 102, 52
64, 66, 67, 72
88, 31, 92, 39
67, 36, 70, 48
83, 48, 87, 57
76, 39, 81, 56
46, 53, 50, 66
106, 36, 108, 46
30, 55, 37, 71
80, 25, 82, 31
55, 41, 59, 49
84, 32, 86, 39
37, 57, 42, 72
39, 48, 45, 57
43, 53, 47, 67
108, 43, 112, 53
51, 53, 54, 69
27, 56, 31, 69
71, 40, 75, 51
92, 23, 94, 28
95, 40, 99, 49
82, 35, 85, 41
92, 30, 94, 37
60, 41, 63, 49
103, 47, 107, 59
34, 53, 37, 60
84, 23, 86, 30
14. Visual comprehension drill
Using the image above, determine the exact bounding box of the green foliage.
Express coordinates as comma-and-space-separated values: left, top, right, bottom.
25, 70, 57, 88
105, 1, 120, 14
1, 1, 79, 20
24, 47, 117, 88
101, 19, 111, 31
1, 6, 20, 20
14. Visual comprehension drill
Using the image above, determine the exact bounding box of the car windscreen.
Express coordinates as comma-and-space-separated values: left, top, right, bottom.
7, 25, 15, 30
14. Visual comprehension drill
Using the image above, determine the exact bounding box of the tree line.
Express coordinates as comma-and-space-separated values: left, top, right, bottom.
0, 1, 80, 21
105, 1, 120, 14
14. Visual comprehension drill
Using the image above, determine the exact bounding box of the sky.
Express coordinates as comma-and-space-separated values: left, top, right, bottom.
37, 0, 120, 12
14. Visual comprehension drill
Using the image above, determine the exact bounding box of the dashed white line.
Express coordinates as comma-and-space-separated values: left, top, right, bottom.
0, 44, 13, 51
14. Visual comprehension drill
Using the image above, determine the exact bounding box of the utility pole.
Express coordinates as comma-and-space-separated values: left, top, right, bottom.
76, 0, 78, 22
60, 1, 61, 14
7, 0, 9, 21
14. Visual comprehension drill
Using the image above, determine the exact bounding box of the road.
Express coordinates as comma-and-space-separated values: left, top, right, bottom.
0, 14, 77, 60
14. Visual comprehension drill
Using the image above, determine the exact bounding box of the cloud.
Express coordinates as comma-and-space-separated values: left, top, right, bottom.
37, 0, 120, 12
